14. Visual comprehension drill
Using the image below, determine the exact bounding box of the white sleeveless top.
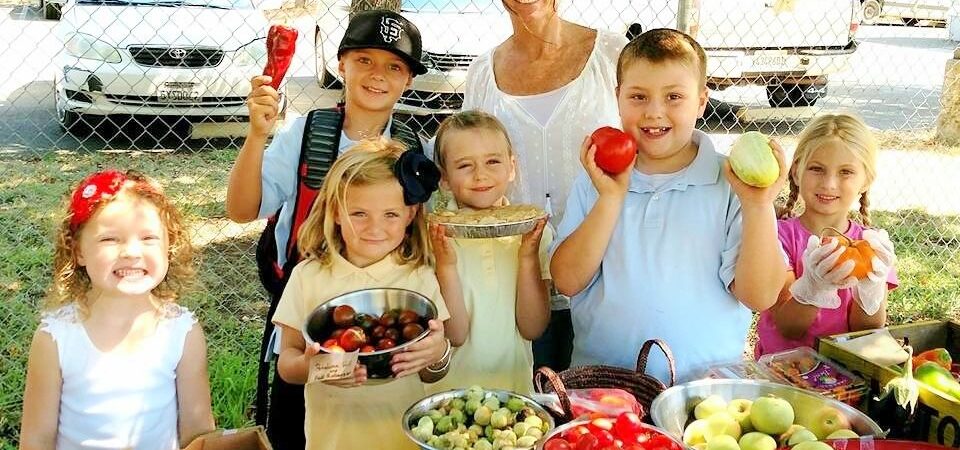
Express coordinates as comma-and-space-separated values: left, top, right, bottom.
40, 303, 196, 450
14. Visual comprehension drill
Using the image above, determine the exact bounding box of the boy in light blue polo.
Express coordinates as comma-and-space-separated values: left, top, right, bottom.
550, 29, 788, 383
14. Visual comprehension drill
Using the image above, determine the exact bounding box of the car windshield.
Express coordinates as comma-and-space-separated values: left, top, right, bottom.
402, 0, 499, 13
76, 0, 253, 8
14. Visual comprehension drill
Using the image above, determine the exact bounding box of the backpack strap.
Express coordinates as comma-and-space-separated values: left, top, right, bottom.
389, 118, 424, 154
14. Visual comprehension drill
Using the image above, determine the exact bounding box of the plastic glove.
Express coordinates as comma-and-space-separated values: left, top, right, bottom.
789, 235, 857, 309
855, 228, 896, 315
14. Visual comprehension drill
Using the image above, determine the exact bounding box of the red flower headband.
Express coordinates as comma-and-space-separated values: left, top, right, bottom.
69, 170, 129, 231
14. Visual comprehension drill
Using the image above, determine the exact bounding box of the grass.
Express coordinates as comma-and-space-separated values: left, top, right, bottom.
1, 145, 959, 446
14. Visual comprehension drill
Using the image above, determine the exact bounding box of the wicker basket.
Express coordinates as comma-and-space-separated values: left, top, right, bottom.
533, 339, 676, 423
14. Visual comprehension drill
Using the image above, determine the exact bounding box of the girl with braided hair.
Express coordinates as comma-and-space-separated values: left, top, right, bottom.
756, 112, 899, 357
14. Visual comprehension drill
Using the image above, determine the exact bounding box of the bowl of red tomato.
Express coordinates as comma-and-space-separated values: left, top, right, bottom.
302, 288, 438, 379
538, 413, 683, 450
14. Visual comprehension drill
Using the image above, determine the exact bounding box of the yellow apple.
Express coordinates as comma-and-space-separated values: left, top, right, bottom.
808, 406, 852, 440
825, 429, 859, 440
694, 444, 708, 450
728, 399, 754, 433
696, 394, 729, 420
749, 396, 794, 435
684, 419, 710, 446
739, 432, 777, 450
706, 435, 741, 450
778, 424, 807, 446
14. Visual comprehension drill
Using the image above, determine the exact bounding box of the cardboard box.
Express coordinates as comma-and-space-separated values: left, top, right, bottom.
182, 426, 273, 450
818, 320, 960, 447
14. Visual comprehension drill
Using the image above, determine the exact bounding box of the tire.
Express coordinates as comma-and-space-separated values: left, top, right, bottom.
314, 28, 342, 89
766, 83, 827, 108
42, 0, 61, 20
861, 0, 880, 24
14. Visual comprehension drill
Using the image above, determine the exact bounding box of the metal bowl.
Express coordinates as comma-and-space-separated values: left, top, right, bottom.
402, 388, 556, 450
536, 418, 683, 450
302, 288, 438, 379
432, 213, 548, 239
650, 379, 884, 443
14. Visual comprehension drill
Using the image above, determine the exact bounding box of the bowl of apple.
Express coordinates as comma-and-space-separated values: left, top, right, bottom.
302, 288, 438, 380
650, 379, 883, 450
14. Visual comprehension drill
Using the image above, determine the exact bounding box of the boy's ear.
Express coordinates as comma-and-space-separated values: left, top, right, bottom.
696, 85, 708, 118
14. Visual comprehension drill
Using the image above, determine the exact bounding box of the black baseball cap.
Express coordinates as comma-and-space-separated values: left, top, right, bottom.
337, 9, 428, 76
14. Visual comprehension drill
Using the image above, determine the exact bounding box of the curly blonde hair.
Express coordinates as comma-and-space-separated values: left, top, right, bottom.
47, 170, 195, 317
779, 112, 879, 225
297, 139, 430, 268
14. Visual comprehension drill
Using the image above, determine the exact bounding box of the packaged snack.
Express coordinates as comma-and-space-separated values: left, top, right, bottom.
758, 346, 868, 406
702, 360, 770, 380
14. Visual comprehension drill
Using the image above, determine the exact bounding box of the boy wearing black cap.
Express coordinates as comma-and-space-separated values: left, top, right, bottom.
225, 10, 427, 450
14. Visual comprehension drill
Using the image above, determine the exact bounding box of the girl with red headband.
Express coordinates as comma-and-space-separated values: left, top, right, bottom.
19, 170, 215, 449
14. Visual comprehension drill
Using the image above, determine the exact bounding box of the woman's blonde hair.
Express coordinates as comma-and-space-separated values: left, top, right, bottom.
297, 139, 430, 267
433, 109, 515, 170
780, 112, 879, 225
47, 171, 195, 317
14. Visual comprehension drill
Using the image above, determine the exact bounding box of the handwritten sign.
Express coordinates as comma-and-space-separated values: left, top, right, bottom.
307, 351, 358, 384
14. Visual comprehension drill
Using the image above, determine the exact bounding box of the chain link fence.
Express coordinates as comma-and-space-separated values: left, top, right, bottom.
1, 0, 959, 445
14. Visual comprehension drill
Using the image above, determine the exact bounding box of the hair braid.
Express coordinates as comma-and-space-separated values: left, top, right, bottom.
858, 191, 872, 227
778, 178, 801, 219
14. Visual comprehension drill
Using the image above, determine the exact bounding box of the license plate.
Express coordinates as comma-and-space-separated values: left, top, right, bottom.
157, 88, 200, 103
750, 52, 804, 73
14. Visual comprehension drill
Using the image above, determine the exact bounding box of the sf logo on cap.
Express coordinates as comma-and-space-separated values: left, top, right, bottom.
379, 17, 403, 43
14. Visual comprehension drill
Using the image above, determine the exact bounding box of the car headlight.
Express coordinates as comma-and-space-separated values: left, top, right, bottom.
64, 33, 121, 63
235, 38, 267, 67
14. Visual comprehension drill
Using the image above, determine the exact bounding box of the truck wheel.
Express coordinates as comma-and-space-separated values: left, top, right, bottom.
42, 0, 61, 20
861, 0, 881, 24
766, 83, 827, 108
314, 27, 342, 89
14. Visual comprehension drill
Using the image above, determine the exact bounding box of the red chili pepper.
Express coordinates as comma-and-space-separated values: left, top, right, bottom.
263, 24, 298, 90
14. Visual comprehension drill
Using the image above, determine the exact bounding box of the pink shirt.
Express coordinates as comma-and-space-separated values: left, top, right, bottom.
755, 217, 898, 358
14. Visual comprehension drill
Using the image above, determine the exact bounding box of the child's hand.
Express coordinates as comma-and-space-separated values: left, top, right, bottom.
390, 319, 446, 377
322, 364, 368, 388
790, 236, 857, 309
301, 340, 322, 368
429, 223, 457, 268
247, 75, 280, 139
519, 217, 548, 258
723, 138, 789, 207
856, 228, 896, 315
579, 135, 632, 199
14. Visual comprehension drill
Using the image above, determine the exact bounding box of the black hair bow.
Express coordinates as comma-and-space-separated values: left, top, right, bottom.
394, 151, 441, 205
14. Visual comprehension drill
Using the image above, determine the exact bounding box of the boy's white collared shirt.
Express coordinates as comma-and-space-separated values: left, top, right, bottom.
551, 130, 750, 383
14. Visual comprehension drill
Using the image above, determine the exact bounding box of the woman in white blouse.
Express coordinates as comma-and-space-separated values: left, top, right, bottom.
462, 0, 628, 371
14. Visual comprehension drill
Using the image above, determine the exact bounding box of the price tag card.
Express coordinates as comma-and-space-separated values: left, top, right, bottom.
307, 351, 358, 384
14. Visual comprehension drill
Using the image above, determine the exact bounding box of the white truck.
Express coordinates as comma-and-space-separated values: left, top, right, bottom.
861, 0, 952, 25
567, 0, 861, 108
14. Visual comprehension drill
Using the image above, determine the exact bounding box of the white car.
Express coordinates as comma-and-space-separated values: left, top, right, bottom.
53, 0, 275, 133
315, 0, 512, 115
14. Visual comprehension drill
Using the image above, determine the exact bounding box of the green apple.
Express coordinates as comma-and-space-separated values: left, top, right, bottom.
787, 429, 818, 446
706, 435, 741, 450
696, 394, 729, 420
739, 432, 777, 450
778, 424, 807, 447
808, 406, 852, 440
709, 413, 743, 440
684, 419, 710, 446
825, 429, 859, 440
792, 441, 834, 450
728, 399, 754, 433
704, 412, 742, 441
750, 396, 794, 435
